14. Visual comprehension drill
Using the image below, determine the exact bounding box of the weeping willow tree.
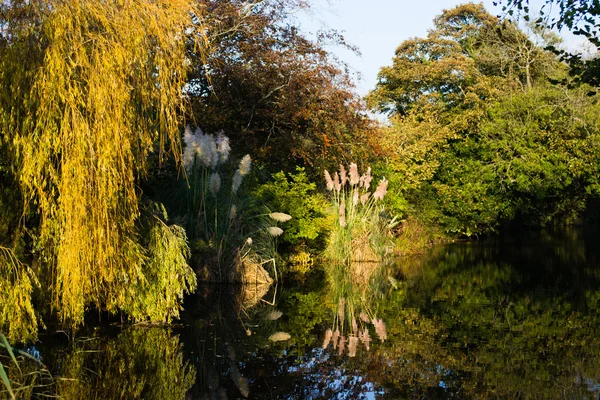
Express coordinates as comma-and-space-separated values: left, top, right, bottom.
0, 0, 206, 334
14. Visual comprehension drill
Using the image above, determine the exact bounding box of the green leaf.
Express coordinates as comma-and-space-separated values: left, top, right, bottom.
0, 334, 20, 374
0, 361, 15, 400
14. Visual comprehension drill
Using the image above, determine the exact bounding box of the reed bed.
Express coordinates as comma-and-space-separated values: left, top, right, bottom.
0, 333, 55, 399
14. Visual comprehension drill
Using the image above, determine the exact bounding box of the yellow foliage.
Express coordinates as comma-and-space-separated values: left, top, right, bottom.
123, 217, 197, 323
1, 0, 207, 329
0, 247, 39, 343
381, 113, 452, 191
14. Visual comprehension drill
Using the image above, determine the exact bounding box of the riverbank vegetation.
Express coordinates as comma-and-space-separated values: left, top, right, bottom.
0, 0, 598, 363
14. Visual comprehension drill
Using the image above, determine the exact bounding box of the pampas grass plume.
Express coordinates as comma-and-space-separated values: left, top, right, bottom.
359, 312, 370, 323
332, 329, 340, 349
267, 226, 284, 237
339, 198, 346, 228
239, 154, 252, 175
338, 297, 346, 327
209, 136, 219, 169
324, 170, 334, 191
348, 336, 358, 357
333, 172, 341, 193
265, 310, 283, 320
360, 167, 372, 190
322, 328, 333, 349
339, 164, 348, 186
269, 212, 292, 223
232, 169, 243, 193
372, 318, 387, 342
360, 328, 371, 350
183, 126, 196, 171
209, 172, 221, 197
349, 163, 359, 185
338, 335, 346, 356
197, 129, 216, 168
216, 131, 231, 163
373, 178, 388, 201
269, 332, 291, 342
360, 193, 370, 205
182, 126, 223, 169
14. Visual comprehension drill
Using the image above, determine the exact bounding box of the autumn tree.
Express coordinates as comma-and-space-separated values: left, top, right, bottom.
185, 0, 376, 176
0, 0, 205, 338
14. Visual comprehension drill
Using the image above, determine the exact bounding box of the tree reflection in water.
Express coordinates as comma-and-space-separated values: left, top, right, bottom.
370, 227, 600, 398
6, 228, 600, 399
40, 328, 194, 400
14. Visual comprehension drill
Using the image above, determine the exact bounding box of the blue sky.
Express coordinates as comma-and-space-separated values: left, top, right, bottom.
294, 0, 582, 96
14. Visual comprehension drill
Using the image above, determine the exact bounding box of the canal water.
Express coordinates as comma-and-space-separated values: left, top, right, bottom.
12, 227, 600, 399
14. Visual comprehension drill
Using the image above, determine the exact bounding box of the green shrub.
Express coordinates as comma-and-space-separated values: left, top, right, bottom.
121, 202, 197, 323
252, 167, 331, 256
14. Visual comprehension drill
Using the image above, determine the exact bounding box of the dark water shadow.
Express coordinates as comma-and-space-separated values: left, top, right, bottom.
6, 227, 600, 399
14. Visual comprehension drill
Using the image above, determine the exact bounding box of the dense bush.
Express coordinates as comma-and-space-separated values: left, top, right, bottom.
252, 167, 331, 257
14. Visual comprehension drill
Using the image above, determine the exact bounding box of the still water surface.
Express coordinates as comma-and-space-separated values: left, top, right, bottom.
26, 227, 600, 399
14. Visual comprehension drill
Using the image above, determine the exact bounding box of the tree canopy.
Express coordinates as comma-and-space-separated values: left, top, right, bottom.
185, 0, 376, 175
498, 0, 600, 86
369, 3, 600, 236
0, 0, 203, 334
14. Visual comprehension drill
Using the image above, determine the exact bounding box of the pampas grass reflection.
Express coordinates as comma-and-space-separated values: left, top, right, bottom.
320, 162, 394, 358
321, 294, 388, 358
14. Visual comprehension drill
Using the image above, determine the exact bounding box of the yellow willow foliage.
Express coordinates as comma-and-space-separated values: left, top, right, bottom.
5, 0, 206, 327
123, 217, 197, 323
0, 247, 39, 343
56, 328, 195, 400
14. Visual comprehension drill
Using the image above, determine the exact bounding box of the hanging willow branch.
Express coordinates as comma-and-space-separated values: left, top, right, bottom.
1, 0, 207, 328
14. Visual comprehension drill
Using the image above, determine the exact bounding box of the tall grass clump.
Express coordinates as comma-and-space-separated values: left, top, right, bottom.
0, 332, 55, 399
323, 163, 394, 275
320, 163, 394, 357
239, 209, 292, 283
183, 127, 289, 282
